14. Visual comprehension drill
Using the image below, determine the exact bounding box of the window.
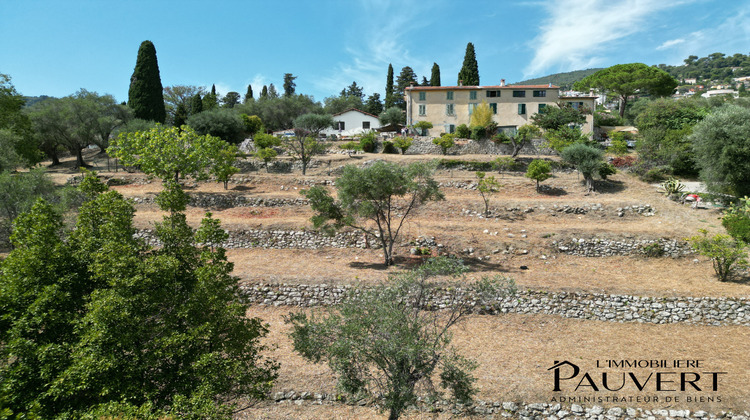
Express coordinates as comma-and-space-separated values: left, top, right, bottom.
518, 104, 526, 115
336, 121, 345, 130
362, 121, 370, 129
469, 91, 477, 100
446, 91, 454, 100
446, 103, 454, 115
486, 90, 501, 97
538, 103, 547, 112
468, 103, 478, 115
418, 91, 426, 101
569, 101, 585, 110
512, 90, 526, 98
489, 103, 497, 114
533, 90, 546, 97
448, 124, 456, 134
419, 104, 426, 116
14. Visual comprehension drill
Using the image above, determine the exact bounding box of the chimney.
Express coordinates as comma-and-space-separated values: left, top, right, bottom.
500, 79, 505, 87
410, 81, 415, 87
459, 79, 463, 86
548, 82, 552, 88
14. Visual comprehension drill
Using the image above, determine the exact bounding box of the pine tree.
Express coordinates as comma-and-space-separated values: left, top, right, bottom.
245, 84, 254, 102
190, 93, 203, 115
430, 62, 441, 86
420, 76, 429, 86
128, 40, 166, 123
457, 42, 480, 86
385, 64, 395, 109
395, 66, 418, 110
283, 73, 297, 97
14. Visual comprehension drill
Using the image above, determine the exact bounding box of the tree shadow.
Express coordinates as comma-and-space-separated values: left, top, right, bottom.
461, 258, 511, 274
538, 186, 567, 196
594, 179, 626, 194
232, 185, 255, 192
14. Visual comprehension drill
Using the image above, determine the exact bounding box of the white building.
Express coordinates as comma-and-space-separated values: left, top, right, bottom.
322, 108, 381, 138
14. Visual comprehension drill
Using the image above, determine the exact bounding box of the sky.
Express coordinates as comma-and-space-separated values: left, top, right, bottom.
2, 0, 749, 103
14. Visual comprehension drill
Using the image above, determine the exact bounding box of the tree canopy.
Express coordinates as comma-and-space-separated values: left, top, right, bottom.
109, 125, 236, 183
127, 40, 166, 123
385, 64, 395, 109
573, 63, 678, 117
691, 104, 750, 197
457, 42, 479, 86
430, 62, 441, 86
187, 108, 246, 144
395, 66, 418, 110
302, 161, 443, 265
0, 174, 277, 418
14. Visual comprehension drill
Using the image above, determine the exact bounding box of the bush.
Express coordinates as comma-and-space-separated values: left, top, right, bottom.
525, 160, 552, 192
382, 140, 398, 154
359, 132, 376, 152
254, 133, 281, 149
594, 112, 623, 127
722, 213, 750, 243
456, 124, 471, 139
598, 162, 617, 180
641, 166, 672, 183
607, 133, 629, 156
493, 157, 522, 172
187, 109, 246, 144
660, 176, 685, 196
433, 134, 455, 155
687, 229, 748, 281
640, 242, 665, 257
611, 156, 637, 168
393, 136, 412, 154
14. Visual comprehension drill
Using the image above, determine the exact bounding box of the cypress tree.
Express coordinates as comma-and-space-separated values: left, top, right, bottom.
245, 84, 253, 102
430, 62, 441, 86
385, 64, 395, 109
173, 102, 188, 127
261, 85, 268, 98
190, 93, 203, 115
457, 42, 480, 86
128, 40, 166, 123
211, 84, 216, 96
420, 76, 429, 86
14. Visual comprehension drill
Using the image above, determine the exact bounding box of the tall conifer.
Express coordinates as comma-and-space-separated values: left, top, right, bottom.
457, 43, 480, 86
245, 85, 253, 102
385, 64, 395, 109
128, 40, 166, 123
430, 63, 441, 86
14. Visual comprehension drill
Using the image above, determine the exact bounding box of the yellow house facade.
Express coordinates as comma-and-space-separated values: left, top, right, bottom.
404, 83, 596, 136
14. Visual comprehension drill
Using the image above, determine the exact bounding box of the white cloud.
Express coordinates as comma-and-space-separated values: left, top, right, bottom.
657, 38, 686, 50
312, 0, 436, 98
664, 9, 750, 63
523, 0, 692, 78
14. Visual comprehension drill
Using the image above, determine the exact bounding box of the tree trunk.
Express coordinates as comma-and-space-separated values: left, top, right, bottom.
223, 180, 228, 190
388, 409, 400, 420
50, 151, 60, 166
619, 96, 627, 118
75, 148, 88, 168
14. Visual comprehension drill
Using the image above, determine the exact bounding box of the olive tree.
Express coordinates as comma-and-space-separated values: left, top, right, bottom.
109, 125, 236, 183
690, 105, 750, 197
560, 143, 603, 192
286, 257, 516, 420
302, 161, 443, 266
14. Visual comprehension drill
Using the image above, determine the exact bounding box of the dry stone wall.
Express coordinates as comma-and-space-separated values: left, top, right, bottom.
404, 138, 556, 155
242, 284, 750, 326
266, 390, 747, 419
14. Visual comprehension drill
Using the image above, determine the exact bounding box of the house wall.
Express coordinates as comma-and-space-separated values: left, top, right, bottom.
405, 86, 596, 135
321, 110, 381, 137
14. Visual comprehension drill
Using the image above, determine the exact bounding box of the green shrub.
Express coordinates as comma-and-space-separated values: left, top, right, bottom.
525, 160, 552, 192
359, 132, 376, 152
254, 133, 281, 149
722, 213, 750, 243
433, 134, 455, 155
393, 136, 413, 154
687, 229, 748, 281
641, 166, 672, 183
598, 163, 617, 180
493, 157, 522, 172
640, 242, 665, 257
456, 124, 471, 139
382, 140, 398, 154
660, 176, 685, 196
594, 112, 623, 127
339, 141, 362, 151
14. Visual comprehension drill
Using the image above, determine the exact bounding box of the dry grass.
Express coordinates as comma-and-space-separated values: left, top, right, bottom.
248, 306, 750, 414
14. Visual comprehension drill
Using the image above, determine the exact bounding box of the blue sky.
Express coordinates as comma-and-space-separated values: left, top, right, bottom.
2, 0, 749, 103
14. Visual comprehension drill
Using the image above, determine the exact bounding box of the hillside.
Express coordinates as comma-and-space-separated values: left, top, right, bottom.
512, 68, 602, 89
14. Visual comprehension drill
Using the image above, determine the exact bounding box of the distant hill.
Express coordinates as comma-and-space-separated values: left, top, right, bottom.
656, 52, 750, 83
512, 68, 603, 90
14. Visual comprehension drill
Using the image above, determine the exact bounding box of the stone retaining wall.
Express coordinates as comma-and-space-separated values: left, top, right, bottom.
242, 284, 750, 326
130, 194, 309, 209
405, 138, 556, 156
267, 390, 747, 419
555, 237, 692, 258
134, 228, 370, 249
